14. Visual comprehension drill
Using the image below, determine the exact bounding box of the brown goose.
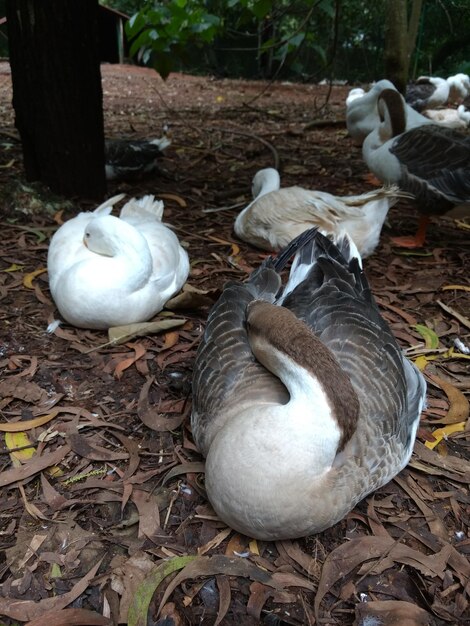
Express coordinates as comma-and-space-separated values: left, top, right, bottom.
362, 88, 470, 247
191, 229, 426, 540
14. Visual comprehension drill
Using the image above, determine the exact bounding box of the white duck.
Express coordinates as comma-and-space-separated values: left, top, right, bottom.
234, 168, 404, 258
406, 76, 450, 112
363, 88, 470, 247
346, 79, 431, 146
105, 136, 171, 180
447, 73, 470, 104
192, 229, 426, 540
458, 104, 470, 127
47, 195, 189, 329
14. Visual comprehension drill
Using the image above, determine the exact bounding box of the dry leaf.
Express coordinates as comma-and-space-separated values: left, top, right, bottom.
354, 600, 430, 626
26, 608, 112, 626
23, 267, 47, 289
0, 558, 102, 621
108, 318, 186, 345
0, 410, 59, 433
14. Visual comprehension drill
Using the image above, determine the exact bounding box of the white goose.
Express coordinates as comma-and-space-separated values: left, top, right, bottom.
447, 73, 470, 104
192, 229, 426, 540
346, 79, 431, 146
47, 195, 189, 329
363, 88, 470, 247
234, 168, 404, 258
458, 104, 470, 127
406, 76, 450, 112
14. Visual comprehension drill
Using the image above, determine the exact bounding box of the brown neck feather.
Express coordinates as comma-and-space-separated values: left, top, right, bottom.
247, 301, 359, 451
379, 89, 407, 136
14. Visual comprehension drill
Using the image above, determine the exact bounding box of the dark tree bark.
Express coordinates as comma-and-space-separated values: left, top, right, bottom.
384, 0, 423, 92
384, 0, 408, 93
6, 0, 106, 199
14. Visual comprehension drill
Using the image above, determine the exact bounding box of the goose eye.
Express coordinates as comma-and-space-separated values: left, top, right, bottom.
85, 232, 90, 238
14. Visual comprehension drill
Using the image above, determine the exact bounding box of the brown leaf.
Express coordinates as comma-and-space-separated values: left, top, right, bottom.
426, 373, 469, 425
113, 343, 147, 379
130, 489, 162, 538
214, 575, 231, 626
67, 433, 129, 462
315, 536, 453, 619
0, 444, 71, 488
0, 558, 102, 621
354, 600, 430, 626
25, 608, 113, 626
158, 555, 285, 612
137, 376, 187, 431
0, 377, 48, 404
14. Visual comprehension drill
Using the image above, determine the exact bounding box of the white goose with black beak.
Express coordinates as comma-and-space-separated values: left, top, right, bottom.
191, 229, 426, 540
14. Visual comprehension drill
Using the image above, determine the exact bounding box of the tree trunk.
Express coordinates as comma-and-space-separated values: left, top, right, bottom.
406, 0, 423, 78
384, 0, 408, 93
6, 0, 106, 199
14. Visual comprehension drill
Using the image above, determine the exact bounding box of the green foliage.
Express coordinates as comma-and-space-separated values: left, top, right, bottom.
123, 0, 470, 82
126, 0, 222, 78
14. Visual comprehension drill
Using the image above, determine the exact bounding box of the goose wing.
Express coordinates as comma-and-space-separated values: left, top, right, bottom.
390, 125, 470, 206
280, 233, 425, 443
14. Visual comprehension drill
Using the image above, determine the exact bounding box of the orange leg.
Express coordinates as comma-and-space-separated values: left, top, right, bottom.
362, 172, 382, 186
390, 215, 430, 248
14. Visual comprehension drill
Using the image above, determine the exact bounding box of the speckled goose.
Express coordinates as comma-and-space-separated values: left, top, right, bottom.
191, 229, 426, 540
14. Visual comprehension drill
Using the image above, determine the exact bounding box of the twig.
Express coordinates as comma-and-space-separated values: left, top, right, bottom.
206, 125, 280, 170
437, 300, 470, 330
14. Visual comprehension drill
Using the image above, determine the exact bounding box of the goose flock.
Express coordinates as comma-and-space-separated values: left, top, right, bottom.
45, 70, 470, 541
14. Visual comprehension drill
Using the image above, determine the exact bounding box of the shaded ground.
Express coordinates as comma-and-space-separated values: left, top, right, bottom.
0, 63, 469, 626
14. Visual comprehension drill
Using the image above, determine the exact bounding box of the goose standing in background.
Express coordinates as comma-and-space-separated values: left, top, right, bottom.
47, 195, 189, 329
346, 79, 431, 146
192, 228, 426, 540
363, 88, 470, 247
234, 168, 405, 258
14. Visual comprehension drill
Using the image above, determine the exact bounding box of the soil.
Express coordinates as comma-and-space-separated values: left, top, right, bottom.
0, 63, 469, 626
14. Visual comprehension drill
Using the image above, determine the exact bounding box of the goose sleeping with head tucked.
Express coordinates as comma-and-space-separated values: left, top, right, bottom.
363, 88, 470, 247
346, 79, 431, 146
192, 229, 426, 540
47, 195, 189, 329
234, 167, 404, 258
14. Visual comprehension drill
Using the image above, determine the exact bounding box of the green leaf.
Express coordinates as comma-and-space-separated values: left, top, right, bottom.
249, 0, 272, 19
127, 556, 197, 626
414, 324, 440, 350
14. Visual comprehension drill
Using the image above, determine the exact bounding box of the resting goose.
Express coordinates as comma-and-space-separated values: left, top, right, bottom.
423, 107, 468, 129
362, 88, 470, 247
346, 79, 431, 146
47, 195, 189, 329
447, 73, 470, 104
191, 228, 426, 540
458, 104, 470, 127
105, 136, 171, 180
406, 76, 450, 112
234, 168, 404, 258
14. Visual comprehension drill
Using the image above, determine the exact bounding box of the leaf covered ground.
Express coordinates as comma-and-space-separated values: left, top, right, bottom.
0, 63, 469, 626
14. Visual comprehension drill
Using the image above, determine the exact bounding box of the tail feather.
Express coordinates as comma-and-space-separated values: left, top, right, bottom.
119, 195, 165, 221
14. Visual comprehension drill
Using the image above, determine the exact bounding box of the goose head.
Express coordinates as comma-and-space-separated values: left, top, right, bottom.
251, 168, 281, 199
84, 215, 150, 259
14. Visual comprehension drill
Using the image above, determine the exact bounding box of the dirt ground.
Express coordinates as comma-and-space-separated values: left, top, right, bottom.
0, 63, 469, 626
